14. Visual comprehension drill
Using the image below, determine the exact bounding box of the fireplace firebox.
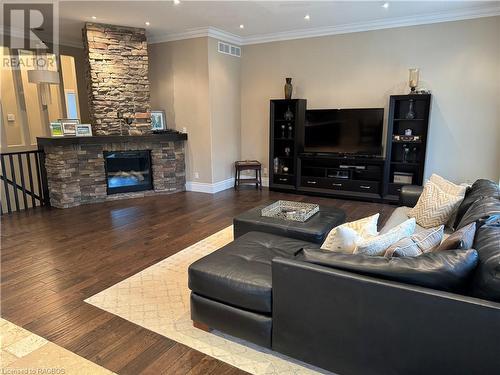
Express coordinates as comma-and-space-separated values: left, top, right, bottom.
104, 151, 153, 194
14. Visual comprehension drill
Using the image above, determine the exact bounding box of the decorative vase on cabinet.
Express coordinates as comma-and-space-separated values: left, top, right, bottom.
284, 78, 293, 99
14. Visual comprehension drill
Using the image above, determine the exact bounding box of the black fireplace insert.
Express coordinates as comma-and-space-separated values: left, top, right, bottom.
104, 150, 153, 194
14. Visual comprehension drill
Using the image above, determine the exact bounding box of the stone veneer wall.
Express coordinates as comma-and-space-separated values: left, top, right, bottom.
83, 23, 151, 135
44, 141, 186, 208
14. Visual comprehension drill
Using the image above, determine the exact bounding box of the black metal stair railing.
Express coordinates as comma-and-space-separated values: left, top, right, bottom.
0, 150, 50, 214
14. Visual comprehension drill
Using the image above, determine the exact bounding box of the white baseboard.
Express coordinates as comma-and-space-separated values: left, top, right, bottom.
186, 177, 235, 194
186, 176, 269, 194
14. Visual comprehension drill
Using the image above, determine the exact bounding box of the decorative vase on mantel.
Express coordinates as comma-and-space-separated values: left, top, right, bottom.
284, 78, 293, 100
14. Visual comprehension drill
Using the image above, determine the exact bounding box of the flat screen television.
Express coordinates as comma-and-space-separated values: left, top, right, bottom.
304, 108, 384, 156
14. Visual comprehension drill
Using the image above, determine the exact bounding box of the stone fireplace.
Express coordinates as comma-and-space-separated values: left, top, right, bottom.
38, 134, 187, 208
104, 150, 152, 194
36, 22, 187, 209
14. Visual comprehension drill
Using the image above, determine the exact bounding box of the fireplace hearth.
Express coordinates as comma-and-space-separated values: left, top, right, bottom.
104, 150, 153, 194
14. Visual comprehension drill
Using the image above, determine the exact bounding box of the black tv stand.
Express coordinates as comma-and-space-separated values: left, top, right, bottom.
297, 153, 386, 201
301, 151, 384, 159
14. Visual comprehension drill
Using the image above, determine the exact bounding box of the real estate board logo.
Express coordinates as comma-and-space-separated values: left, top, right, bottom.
2, 2, 58, 69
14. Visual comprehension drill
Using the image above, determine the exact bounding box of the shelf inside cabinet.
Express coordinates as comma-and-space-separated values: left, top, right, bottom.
393, 118, 425, 121
392, 139, 422, 144
391, 161, 420, 166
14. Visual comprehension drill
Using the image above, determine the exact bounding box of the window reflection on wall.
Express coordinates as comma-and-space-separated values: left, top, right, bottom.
61, 55, 80, 120
65, 91, 78, 119
0, 49, 82, 151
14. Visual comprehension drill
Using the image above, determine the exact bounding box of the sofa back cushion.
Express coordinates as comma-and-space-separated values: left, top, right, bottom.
456, 196, 500, 230
468, 217, 500, 302
298, 248, 478, 293
454, 179, 500, 228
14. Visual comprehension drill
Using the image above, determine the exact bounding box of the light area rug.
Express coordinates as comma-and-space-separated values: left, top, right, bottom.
1, 318, 115, 374
85, 226, 334, 375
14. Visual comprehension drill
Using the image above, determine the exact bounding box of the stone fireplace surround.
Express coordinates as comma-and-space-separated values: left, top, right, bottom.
37, 134, 187, 208
34, 22, 190, 209
83, 23, 151, 136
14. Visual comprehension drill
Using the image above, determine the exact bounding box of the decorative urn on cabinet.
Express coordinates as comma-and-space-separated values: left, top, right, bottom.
284, 78, 293, 99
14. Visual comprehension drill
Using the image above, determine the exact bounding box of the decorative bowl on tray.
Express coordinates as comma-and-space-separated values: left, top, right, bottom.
261, 200, 319, 222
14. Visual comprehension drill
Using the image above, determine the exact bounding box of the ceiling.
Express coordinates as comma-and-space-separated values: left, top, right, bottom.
58, 1, 500, 46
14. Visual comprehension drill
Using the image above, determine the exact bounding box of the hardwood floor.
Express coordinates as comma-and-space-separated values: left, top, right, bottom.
1, 188, 394, 374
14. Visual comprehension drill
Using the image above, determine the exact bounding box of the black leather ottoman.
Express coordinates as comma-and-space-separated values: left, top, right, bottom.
234, 204, 345, 244
188, 231, 317, 347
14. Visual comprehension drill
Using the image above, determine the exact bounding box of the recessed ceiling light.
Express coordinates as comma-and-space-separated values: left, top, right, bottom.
91, 16, 97, 20
382, 2, 389, 9
145, 21, 150, 26
304, 14, 310, 21
239, 24, 244, 29
173, 0, 181, 5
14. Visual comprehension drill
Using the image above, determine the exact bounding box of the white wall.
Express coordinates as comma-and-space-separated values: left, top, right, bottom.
240, 17, 500, 183
150, 37, 241, 186
208, 38, 241, 183
149, 37, 213, 183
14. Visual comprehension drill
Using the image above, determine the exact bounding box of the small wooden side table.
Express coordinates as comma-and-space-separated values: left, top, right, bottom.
234, 160, 262, 190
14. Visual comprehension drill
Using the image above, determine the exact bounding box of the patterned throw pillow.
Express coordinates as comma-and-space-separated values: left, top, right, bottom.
408, 181, 464, 228
384, 225, 444, 257
429, 174, 467, 228
355, 218, 416, 256
436, 222, 476, 251
430, 174, 467, 197
321, 213, 379, 252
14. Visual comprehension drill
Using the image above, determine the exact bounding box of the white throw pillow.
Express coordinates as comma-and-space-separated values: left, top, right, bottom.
321, 226, 364, 253
354, 218, 416, 256
321, 213, 379, 252
408, 181, 464, 228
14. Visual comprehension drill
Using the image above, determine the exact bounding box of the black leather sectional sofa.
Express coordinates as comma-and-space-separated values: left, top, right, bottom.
188, 179, 500, 375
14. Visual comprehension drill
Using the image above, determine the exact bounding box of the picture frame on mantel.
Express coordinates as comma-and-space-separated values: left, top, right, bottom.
50, 122, 64, 137
60, 119, 80, 136
75, 124, 93, 137
150, 110, 166, 130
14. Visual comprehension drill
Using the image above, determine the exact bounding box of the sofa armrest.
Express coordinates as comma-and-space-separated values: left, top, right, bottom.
400, 184, 423, 207
271, 257, 500, 375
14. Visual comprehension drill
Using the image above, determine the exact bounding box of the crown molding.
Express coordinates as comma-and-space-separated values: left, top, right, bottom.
148, 5, 500, 47
208, 27, 243, 45
242, 4, 500, 45
148, 26, 242, 45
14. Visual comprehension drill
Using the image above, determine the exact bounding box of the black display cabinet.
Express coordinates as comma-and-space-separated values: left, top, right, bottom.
383, 94, 432, 202
269, 99, 306, 190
